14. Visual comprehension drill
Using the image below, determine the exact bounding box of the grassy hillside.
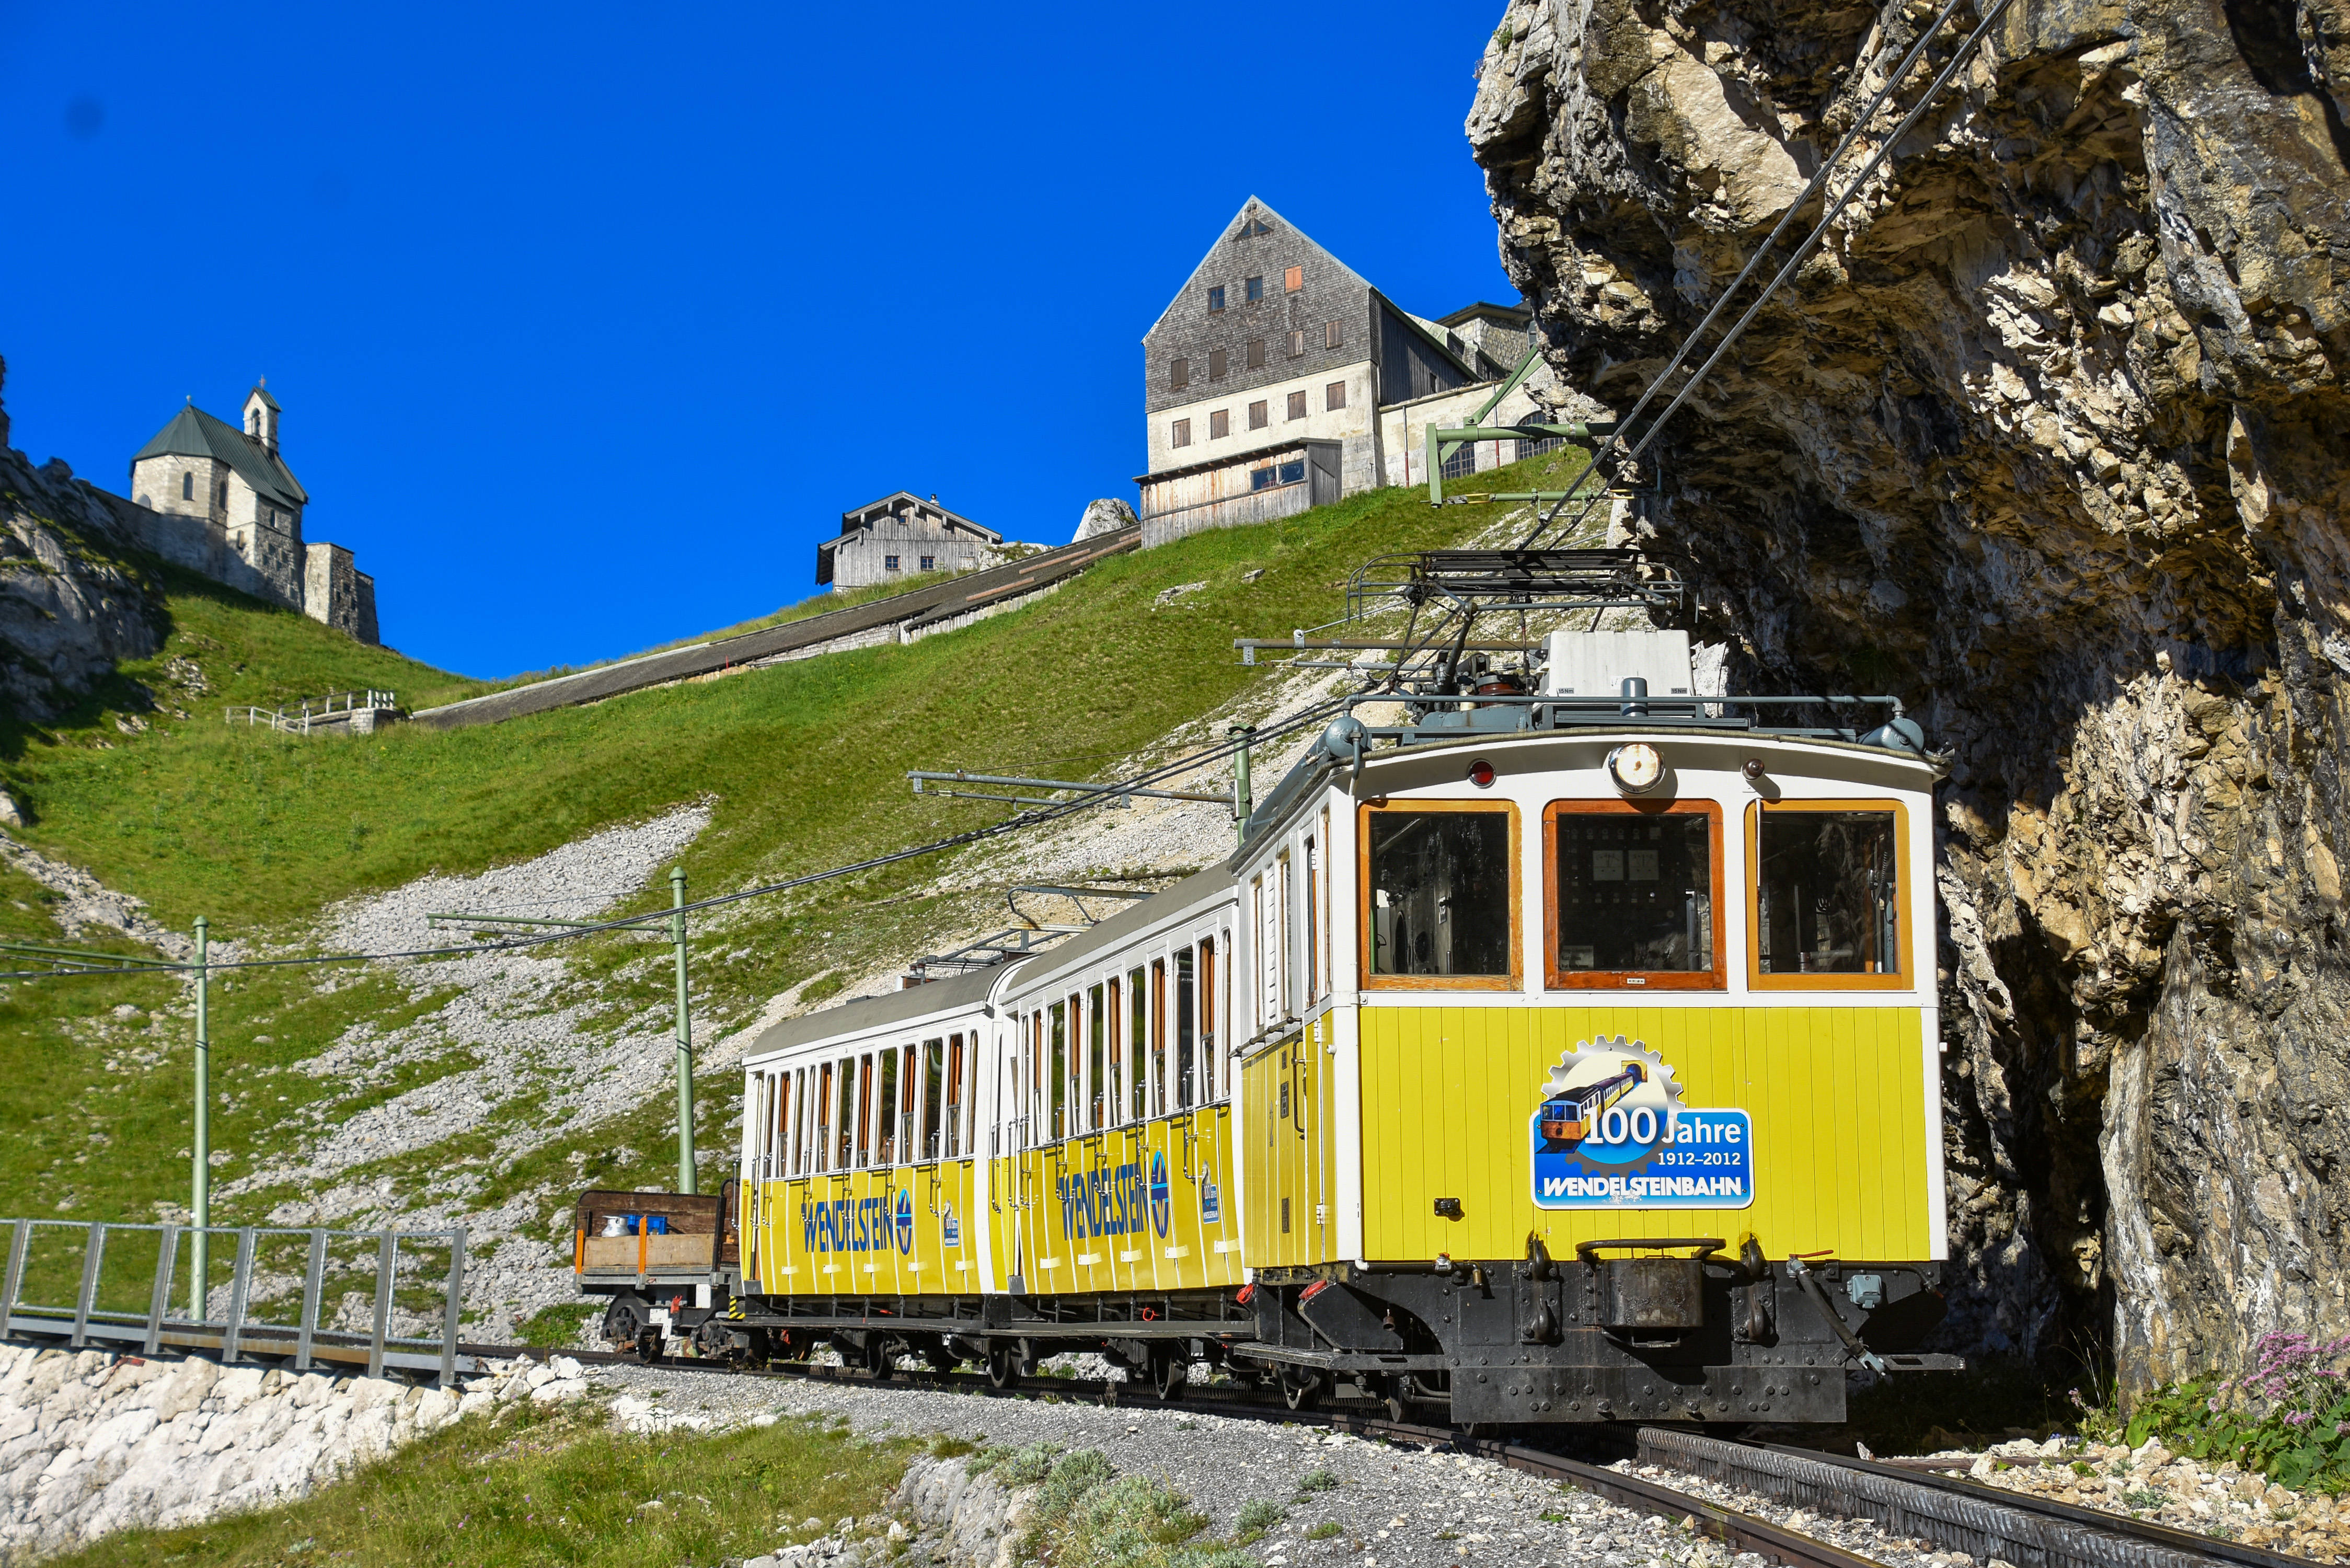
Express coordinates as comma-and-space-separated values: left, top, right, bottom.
0, 448, 1590, 1253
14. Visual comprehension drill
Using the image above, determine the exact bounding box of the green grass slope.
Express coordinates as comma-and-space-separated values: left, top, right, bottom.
0, 449, 1589, 1247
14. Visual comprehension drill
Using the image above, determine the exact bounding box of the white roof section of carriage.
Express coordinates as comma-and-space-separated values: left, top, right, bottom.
740, 965, 1017, 1065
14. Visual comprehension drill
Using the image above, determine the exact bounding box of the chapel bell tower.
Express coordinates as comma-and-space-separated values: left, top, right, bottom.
243, 381, 280, 455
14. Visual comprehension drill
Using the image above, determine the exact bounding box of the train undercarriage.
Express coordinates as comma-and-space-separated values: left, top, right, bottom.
601, 1242, 1957, 1423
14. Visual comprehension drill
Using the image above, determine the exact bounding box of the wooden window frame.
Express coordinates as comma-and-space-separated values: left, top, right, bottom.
1325, 380, 1346, 411
1248, 399, 1269, 430
1209, 409, 1230, 440
1284, 264, 1304, 293
1171, 418, 1191, 449
1744, 798, 1914, 992
1356, 799, 1523, 993
1542, 799, 1725, 992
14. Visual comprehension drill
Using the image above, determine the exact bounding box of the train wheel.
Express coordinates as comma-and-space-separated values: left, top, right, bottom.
776, 1330, 813, 1363
1281, 1369, 1322, 1412
1151, 1350, 1188, 1401
864, 1338, 896, 1380
601, 1294, 650, 1347
985, 1345, 1021, 1390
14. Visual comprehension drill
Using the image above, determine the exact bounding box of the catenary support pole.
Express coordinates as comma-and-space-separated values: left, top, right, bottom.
1229, 725, 1254, 846
672, 868, 695, 1195
190, 917, 209, 1318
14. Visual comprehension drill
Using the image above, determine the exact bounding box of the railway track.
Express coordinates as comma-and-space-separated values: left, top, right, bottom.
8, 1313, 2305, 1568
510, 1343, 2306, 1568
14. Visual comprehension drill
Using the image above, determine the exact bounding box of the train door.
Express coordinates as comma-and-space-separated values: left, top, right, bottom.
988, 1025, 1026, 1293
1301, 1013, 1333, 1265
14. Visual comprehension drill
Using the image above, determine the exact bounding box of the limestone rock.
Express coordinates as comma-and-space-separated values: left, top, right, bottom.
0, 446, 165, 720
1072, 497, 1138, 542
1469, 0, 2350, 1391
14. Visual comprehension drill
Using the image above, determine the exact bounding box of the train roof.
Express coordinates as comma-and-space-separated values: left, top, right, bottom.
738, 965, 1004, 1063
1004, 863, 1235, 991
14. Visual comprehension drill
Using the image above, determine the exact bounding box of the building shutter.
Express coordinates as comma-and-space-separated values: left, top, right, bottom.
1246, 339, 1265, 370
1325, 320, 1343, 350
1171, 358, 1190, 390
1209, 409, 1230, 440
1172, 419, 1191, 448
1287, 330, 1305, 358
1285, 266, 1303, 292
1286, 390, 1307, 420
1209, 348, 1228, 380
1248, 400, 1268, 430
1325, 381, 1346, 411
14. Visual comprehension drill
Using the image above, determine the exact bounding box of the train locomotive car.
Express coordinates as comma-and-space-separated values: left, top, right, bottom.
621, 618, 1959, 1425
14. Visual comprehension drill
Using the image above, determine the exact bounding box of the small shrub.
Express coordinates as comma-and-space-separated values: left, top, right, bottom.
981, 1443, 1061, 1486
928, 1436, 978, 1459
1304, 1522, 1342, 1541
2125, 1488, 2172, 1510
1231, 1504, 1287, 1542
1296, 1468, 1339, 1494
2121, 1332, 2350, 1492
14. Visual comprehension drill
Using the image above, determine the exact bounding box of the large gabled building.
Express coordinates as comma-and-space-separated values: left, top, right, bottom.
1136, 197, 1569, 544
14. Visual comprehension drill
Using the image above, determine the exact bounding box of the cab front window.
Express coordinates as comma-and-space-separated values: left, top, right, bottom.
1362, 803, 1518, 987
1546, 801, 1721, 988
1750, 802, 1906, 987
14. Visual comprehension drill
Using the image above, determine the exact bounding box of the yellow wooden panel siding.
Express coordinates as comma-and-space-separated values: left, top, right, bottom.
1003, 1107, 1240, 1294
753, 1159, 978, 1296
1240, 1031, 1341, 1270
1357, 1006, 1930, 1263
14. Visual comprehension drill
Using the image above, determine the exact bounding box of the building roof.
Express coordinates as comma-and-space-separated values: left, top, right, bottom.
1142, 195, 1374, 343
132, 405, 307, 509
244, 382, 281, 412
834, 490, 999, 542
1436, 301, 1531, 329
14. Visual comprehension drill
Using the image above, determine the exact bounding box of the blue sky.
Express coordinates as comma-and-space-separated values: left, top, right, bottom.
3, 1, 1516, 679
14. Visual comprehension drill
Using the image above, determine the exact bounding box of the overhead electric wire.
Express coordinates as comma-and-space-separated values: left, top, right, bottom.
1517, 0, 2008, 550
0, 696, 1357, 984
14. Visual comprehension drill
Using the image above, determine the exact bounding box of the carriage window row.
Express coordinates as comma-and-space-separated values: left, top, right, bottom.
1363, 799, 1909, 991
750, 1031, 980, 1179
997, 935, 1226, 1155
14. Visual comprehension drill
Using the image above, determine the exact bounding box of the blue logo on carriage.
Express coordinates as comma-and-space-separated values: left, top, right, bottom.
893, 1189, 916, 1254
1200, 1170, 1222, 1226
1529, 1035, 1754, 1210
1147, 1151, 1172, 1237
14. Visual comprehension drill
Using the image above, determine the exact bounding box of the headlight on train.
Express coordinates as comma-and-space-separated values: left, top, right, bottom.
1607, 742, 1664, 794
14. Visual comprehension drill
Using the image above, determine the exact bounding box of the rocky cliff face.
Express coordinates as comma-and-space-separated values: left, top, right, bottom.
0, 451, 166, 724
1469, 0, 2349, 1391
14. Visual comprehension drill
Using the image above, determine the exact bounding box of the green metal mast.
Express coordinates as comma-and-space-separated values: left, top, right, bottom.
671, 868, 695, 1194
1229, 724, 1254, 847
191, 916, 209, 1317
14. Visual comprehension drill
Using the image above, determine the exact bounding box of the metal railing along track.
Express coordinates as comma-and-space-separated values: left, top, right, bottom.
0, 1216, 473, 1386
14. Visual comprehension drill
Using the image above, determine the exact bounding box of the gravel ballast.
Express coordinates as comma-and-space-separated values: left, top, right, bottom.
585, 1362, 1975, 1568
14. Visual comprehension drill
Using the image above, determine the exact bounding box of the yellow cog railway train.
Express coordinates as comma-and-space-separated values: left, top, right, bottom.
573, 598, 1960, 1426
